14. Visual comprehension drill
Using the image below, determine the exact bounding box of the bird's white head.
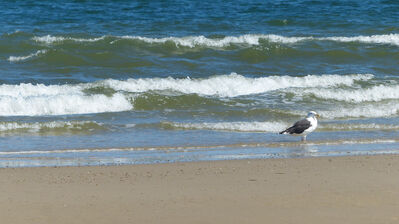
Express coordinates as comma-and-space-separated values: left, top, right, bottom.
307, 111, 320, 118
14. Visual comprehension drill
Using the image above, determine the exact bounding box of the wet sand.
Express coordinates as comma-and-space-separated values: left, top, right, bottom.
0, 155, 398, 224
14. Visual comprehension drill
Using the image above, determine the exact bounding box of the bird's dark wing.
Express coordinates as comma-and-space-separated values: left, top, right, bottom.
280, 119, 311, 134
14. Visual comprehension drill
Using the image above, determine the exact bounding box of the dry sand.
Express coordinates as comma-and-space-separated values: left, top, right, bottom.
0, 155, 399, 224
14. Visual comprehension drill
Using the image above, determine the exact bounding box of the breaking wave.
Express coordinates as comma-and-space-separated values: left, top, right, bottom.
31, 33, 399, 47
0, 82, 132, 116
321, 34, 399, 46
32, 35, 106, 44
7, 50, 47, 62
102, 73, 372, 97
117, 34, 309, 47
0, 93, 132, 116
0, 73, 380, 116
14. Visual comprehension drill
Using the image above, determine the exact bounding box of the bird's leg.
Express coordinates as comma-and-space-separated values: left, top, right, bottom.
301, 136, 307, 142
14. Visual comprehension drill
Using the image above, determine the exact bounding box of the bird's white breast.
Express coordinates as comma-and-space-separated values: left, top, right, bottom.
303, 117, 318, 134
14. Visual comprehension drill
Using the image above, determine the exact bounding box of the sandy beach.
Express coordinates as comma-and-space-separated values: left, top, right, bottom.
0, 155, 398, 224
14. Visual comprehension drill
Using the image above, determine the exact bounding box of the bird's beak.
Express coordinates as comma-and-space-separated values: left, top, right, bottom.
316, 114, 320, 118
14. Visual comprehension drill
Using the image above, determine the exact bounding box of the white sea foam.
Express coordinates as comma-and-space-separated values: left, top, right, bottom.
31, 33, 399, 47
289, 85, 399, 102
164, 121, 289, 132
0, 93, 132, 116
1, 73, 371, 99
126, 33, 399, 47
32, 34, 308, 46
0, 83, 81, 97
120, 34, 310, 47
102, 73, 372, 97
321, 34, 399, 46
8, 50, 47, 62
32, 35, 106, 44
0, 73, 373, 116
0, 83, 132, 116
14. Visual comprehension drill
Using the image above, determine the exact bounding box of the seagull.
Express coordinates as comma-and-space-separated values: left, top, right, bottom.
279, 111, 320, 142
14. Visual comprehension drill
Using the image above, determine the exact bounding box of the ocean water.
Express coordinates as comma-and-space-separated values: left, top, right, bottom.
1, 0, 399, 167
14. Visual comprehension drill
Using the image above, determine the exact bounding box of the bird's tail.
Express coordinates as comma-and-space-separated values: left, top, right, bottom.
280, 127, 293, 134
279, 130, 287, 134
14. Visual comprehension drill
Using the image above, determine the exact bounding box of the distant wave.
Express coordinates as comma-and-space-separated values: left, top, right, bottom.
7, 50, 47, 62
118, 34, 309, 47
32, 33, 399, 47
321, 34, 399, 46
32, 34, 307, 46
32, 35, 106, 44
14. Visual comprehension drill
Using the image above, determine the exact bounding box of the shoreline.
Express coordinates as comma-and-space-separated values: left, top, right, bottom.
2, 139, 399, 168
1, 154, 399, 224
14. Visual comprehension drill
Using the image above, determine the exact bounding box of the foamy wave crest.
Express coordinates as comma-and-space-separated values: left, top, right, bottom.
120, 34, 310, 47
31, 33, 399, 47
8, 50, 47, 62
322, 34, 399, 46
292, 85, 399, 102
163, 121, 288, 132
102, 73, 372, 97
0, 121, 104, 132
32, 35, 106, 44
0, 83, 81, 97
32, 34, 309, 47
0, 73, 374, 116
0, 83, 132, 116
127, 33, 399, 47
